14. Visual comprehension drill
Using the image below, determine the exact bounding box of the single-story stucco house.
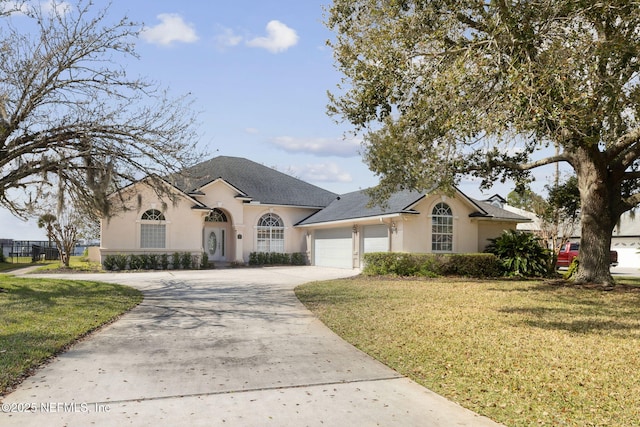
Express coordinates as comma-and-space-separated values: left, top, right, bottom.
99, 156, 529, 268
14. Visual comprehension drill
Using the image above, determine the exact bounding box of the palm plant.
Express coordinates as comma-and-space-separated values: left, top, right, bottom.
485, 230, 552, 277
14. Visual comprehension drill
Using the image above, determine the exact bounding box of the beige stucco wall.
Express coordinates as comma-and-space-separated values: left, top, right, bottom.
476, 221, 514, 252
100, 182, 203, 257
100, 179, 322, 264
399, 195, 479, 254
241, 204, 318, 261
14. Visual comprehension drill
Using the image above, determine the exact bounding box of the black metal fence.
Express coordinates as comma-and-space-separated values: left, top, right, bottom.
1, 240, 59, 263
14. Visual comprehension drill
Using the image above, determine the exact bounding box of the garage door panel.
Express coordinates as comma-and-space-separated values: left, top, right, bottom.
314, 228, 352, 269
363, 225, 388, 253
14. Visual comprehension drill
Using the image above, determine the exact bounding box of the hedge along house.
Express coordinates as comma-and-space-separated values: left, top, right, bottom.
99, 156, 529, 268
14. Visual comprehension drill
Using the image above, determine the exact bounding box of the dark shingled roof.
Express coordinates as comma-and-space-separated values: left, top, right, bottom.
297, 189, 424, 225
470, 198, 530, 221
171, 156, 337, 208
297, 189, 529, 225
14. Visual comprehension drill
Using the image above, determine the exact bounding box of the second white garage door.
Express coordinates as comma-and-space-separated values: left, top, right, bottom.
362, 225, 389, 254
314, 228, 353, 269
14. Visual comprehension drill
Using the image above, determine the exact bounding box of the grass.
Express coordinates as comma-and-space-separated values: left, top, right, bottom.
0, 259, 55, 273
295, 276, 640, 427
0, 256, 102, 273
34, 256, 103, 272
0, 274, 142, 395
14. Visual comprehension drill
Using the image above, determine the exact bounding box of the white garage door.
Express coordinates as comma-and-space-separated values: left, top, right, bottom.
363, 225, 389, 254
314, 228, 353, 269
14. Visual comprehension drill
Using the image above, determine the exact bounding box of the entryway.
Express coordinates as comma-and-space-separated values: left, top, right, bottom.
206, 227, 226, 262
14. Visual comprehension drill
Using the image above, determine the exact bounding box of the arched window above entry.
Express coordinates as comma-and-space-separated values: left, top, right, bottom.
431, 202, 453, 252
257, 213, 284, 253
141, 209, 165, 221
205, 208, 227, 222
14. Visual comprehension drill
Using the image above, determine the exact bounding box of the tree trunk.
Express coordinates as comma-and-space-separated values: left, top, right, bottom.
573, 153, 616, 286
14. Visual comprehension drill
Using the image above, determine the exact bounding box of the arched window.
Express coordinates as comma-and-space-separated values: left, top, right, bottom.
257, 213, 284, 253
431, 202, 453, 252
141, 209, 165, 221
205, 208, 227, 222
140, 209, 166, 248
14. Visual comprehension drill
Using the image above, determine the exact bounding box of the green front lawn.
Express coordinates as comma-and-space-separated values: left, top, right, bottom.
0, 256, 103, 273
0, 275, 142, 395
0, 260, 56, 273
296, 277, 640, 427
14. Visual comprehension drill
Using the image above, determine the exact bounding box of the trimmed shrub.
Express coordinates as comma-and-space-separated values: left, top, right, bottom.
363, 253, 438, 276
103, 253, 129, 271
362, 252, 502, 278
200, 252, 209, 269
139, 253, 151, 269
257, 252, 268, 265
129, 254, 144, 270
440, 253, 503, 278
160, 253, 169, 270
485, 230, 552, 277
103, 254, 116, 271
248, 252, 306, 266
180, 252, 193, 269
172, 252, 181, 269
291, 252, 307, 266
249, 252, 259, 265
147, 253, 159, 270
114, 253, 128, 270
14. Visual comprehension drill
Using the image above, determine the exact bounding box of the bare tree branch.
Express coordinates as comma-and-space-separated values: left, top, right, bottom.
0, 0, 203, 218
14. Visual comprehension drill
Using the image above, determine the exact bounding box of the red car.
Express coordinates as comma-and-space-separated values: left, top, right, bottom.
556, 242, 618, 268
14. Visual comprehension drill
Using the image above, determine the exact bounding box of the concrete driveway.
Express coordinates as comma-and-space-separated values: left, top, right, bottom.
1, 267, 501, 426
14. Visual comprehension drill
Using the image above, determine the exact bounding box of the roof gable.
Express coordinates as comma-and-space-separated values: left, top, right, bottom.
108, 174, 206, 209
298, 188, 529, 226
171, 156, 337, 208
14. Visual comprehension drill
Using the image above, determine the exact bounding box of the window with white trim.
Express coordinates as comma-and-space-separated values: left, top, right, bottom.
431, 202, 453, 252
257, 213, 284, 253
141, 209, 166, 248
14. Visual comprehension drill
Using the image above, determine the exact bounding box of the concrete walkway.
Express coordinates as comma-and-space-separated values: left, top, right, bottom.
1, 267, 502, 426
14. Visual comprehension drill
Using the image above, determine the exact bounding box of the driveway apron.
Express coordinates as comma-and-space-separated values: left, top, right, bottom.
1, 267, 502, 426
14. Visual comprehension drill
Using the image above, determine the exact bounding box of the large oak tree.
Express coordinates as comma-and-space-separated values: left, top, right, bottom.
0, 1, 202, 221
327, 0, 640, 285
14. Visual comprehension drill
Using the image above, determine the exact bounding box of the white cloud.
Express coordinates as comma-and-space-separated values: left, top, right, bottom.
41, 0, 70, 15
247, 20, 298, 53
2, 1, 70, 16
140, 13, 199, 46
214, 26, 243, 49
245, 127, 259, 134
290, 163, 353, 183
1, 1, 30, 15
270, 136, 362, 158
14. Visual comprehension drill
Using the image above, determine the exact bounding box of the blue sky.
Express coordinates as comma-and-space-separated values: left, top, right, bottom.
1, 0, 556, 240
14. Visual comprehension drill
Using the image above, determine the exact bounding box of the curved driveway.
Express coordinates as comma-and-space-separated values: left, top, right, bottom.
2, 267, 501, 426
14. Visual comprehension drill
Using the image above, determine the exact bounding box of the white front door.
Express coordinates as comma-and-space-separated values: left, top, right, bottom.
207, 228, 226, 262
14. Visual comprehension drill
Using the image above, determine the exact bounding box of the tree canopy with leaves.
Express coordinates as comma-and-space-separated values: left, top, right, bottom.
0, 0, 202, 220
327, 0, 640, 285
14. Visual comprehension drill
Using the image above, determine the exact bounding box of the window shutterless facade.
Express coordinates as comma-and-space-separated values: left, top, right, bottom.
140, 209, 166, 248
431, 202, 453, 252
256, 213, 284, 253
